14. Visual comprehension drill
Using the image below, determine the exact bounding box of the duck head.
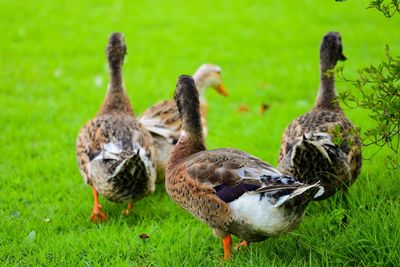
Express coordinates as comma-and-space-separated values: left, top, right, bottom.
174, 75, 203, 139
107, 32, 127, 70
320, 32, 347, 71
99, 32, 133, 116
193, 64, 228, 98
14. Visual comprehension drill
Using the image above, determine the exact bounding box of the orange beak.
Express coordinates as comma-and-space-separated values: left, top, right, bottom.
215, 84, 229, 96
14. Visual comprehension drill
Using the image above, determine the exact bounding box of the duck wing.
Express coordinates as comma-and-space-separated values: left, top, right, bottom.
139, 100, 181, 144
279, 110, 362, 177
184, 148, 313, 203
77, 115, 155, 184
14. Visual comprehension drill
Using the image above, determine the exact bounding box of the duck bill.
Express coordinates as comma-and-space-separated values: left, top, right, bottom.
339, 53, 347, 61
215, 84, 229, 96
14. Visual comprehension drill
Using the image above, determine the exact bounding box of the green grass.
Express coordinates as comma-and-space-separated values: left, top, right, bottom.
1, 0, 399, 266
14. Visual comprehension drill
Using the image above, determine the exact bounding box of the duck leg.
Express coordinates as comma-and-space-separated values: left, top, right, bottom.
90, 187, 107, 223
222, 235, 232, 260
123, 202, 134, 216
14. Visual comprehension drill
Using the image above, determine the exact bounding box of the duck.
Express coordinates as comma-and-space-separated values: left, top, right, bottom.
278, 32, 362, 202
139, 64, 228, 181
166, 75, 324, 259
76, 32, 157, 223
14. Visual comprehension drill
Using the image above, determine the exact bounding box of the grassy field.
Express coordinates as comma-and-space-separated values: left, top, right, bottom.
1, 0, 399, 266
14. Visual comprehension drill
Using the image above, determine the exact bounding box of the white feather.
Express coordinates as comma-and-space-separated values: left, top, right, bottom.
229, 193, 292, 235
139, 117, 178, 139
229, 182, 321, 235
93, 141, 123, 161
314, 186, 325, 199
103, 141, 123, 154
132, 143, 157, 190
274, 182, 319, 208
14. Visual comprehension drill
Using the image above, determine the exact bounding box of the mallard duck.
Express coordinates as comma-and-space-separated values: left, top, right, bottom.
139, 64, 228, 180
76, 33, 156, 223
278, 32, 362, 201
166, 75, 323, 259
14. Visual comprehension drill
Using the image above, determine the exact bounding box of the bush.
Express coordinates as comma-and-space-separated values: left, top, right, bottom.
336, 46, 400, 169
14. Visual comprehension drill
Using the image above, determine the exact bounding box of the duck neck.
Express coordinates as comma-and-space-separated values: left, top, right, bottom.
110, 66, 123, 89
194, 78, 209, 119
199, 102, 208, 120
314, 61, 340, 111
98, 66, 133, 116
169, 101, 206, 165
169, 131, 206, 166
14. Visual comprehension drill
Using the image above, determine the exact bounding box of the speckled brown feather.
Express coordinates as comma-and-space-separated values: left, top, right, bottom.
185, 148, 276, 186
139, 99, 209, 144
76, 115, 156, 200
168, 146, 286, 232
76, 32, 156, 203
140, 64, 226, 181
278, 110, 360, 161
278, 32, 362, 200
167, 76, 321, 244
140, 100, 182, 142
167, 156, 232, 234
167, 144, 320, 240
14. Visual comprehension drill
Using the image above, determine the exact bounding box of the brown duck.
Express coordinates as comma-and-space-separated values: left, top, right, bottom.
278, 32, 362, 201
76, 33, 156, 223
166, 75, 323, 259
139, 64, 228, 181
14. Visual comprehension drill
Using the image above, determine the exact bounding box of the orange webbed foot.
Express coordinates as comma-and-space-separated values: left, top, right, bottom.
90, 206, 107, 223
122, 203, 134, 217
90, 187, 107, 223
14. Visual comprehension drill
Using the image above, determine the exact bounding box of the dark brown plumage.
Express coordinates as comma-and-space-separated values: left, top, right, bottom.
167, 75, 323, 259
76, 33, 156, 223
139, 64, 227, 181
278, 32, 362, 201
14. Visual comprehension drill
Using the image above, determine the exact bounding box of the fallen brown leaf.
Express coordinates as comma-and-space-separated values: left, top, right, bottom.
138, 233, 150, 240
259, 103, 270, 115
237, 104, 249, 113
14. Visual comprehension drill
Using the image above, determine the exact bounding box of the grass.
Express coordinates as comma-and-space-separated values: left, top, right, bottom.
0, 0, 399, 266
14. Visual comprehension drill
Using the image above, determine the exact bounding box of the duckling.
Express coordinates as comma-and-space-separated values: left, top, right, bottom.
76, 33, 156, 223
139, 64, 228, 180
166, 75, 323, 259
278, 32, 362, 201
